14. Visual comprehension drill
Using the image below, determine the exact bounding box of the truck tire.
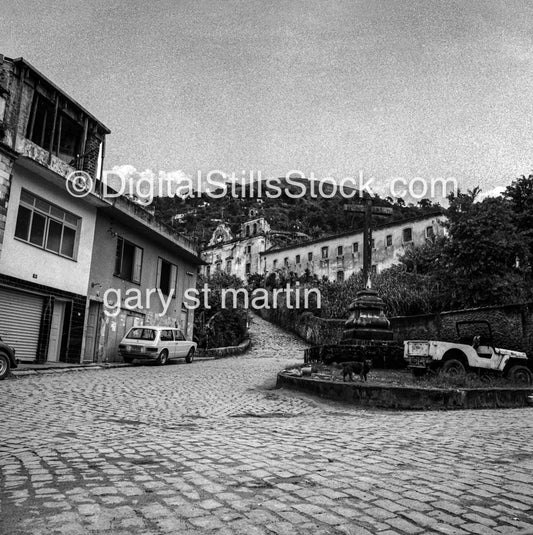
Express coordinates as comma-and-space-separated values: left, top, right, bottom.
441, 359, 466, 377
506, 365, 533, 385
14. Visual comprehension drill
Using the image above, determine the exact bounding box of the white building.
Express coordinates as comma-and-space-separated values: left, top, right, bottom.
261, 212, 445, 282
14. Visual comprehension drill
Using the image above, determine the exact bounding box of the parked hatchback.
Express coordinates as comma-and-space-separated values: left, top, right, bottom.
119, 326, 196, 365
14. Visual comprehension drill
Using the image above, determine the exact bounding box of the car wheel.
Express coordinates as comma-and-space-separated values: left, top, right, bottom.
0, 352, 10, 380
507, 365, 533, 385
157, 349, 169, 366
123, 356, 134, 364
412, 368, 426, 378
441, 359, 466, 377
186, 348, 195, 364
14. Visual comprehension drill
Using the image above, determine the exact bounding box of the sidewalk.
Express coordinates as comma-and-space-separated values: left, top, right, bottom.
11, 351, 220, 378
12, 361, 130, 377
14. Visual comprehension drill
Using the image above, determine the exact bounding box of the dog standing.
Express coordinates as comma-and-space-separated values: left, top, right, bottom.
339, 360, 372, 382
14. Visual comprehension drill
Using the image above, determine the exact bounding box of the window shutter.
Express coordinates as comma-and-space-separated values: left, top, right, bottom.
156, 257, 162, 289
170, 264, 178, 298
133, 246, 143, 283
114, 237, 123, 275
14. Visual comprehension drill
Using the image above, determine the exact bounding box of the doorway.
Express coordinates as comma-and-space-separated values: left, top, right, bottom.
84, 301, 103, 362
47, 300, 66, 362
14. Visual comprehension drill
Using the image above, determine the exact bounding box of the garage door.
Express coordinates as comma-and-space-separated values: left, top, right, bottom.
0, 287, 44, 361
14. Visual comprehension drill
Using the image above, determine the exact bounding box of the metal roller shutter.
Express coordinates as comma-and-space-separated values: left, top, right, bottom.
0, 287, 44, 361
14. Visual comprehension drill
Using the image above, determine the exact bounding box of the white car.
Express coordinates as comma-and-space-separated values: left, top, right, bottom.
404, 320, 532, 384
119, 326, 196, 365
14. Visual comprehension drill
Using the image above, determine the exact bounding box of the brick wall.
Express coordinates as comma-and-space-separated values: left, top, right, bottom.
0, 150, 14, 258
83, 133, 101, 178
390, 303, 533, 356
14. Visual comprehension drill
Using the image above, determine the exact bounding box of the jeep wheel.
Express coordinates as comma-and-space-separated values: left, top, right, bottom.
507, 365, 533, 385
157, 349, 169, 366
412, 368, 426, 378
185, 348, 195, 364
123, 356, 134, 364
0, 353, 10, 380
441, 359, 466, 377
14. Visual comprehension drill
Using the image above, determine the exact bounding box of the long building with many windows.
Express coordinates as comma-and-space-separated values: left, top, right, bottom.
201, 211, 445, 283
261, 211, 445, 282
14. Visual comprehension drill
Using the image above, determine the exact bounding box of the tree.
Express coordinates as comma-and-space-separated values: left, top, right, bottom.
505, 174, 533, 263
442, 189, 530, 307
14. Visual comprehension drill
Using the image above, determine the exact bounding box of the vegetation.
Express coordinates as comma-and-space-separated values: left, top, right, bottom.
193, 272, 249, 349
222, 174, 533, 319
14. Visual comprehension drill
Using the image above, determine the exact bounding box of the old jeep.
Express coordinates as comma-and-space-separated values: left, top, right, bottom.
404, 321, 533, 384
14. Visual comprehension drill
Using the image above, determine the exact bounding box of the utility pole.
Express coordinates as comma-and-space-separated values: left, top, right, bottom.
344, 197, 393, 286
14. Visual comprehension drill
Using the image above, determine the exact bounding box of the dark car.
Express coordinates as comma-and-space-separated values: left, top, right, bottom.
0, 336, 18, 380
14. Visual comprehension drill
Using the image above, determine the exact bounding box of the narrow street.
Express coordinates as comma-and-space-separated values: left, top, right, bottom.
1, 314, 532, 535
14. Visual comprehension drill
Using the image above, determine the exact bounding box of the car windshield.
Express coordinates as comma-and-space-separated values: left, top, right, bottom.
125, 328, 157, 341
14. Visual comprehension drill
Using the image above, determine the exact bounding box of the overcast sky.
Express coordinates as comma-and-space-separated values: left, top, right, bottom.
3, 0, 533, 194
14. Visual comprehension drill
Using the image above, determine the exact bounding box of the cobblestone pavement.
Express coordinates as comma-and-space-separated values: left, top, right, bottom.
1, 315, 533, 535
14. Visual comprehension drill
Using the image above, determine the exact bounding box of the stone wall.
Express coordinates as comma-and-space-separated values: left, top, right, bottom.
260, 302, 533, 356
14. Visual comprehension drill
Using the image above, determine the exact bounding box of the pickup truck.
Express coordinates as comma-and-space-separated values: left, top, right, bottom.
404, 321, 532, 384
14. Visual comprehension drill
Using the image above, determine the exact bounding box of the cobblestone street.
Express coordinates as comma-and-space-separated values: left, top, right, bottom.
1, 314, 533, 535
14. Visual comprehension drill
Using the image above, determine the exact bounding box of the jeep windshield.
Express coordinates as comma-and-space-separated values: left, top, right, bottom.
125, 328, 157, 341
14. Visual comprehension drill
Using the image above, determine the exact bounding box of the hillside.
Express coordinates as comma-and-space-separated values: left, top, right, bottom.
153, 177, 442, 248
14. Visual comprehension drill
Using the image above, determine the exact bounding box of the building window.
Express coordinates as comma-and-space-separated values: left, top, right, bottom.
245, 263, 251, 274
371, 239, 375, 249
115, 237, 143, 284
14, 189, 80, 260
284, 257, 289, 266
321, 246, 329, 259
226, 259, 232, 273
157, 257, 178, 296
371, 265, 377, 274
352, 242, 359, 253
273, 259, 278, 269
308, 252, 313, 261
426, 226, 435, 239
337, 245, 343, 257
337, 271, 344, 283
403, 228, 413, 242
295, 254, 301, 264
246, 245, 252, 254
386, 234, 392, 247
253, 223, 257, 234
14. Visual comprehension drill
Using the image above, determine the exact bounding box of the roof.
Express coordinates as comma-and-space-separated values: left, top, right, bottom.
260, 210, 445, 256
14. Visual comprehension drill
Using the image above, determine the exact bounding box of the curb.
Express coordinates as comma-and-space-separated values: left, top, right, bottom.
11, 363, 131, 378
277, 372, 533, 410
199, 338, 252, 360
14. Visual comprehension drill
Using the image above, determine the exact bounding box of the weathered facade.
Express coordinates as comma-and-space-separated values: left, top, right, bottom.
201, 217, 308, 281
261, 212, 445, 282
0, 55, 203, 364
84, 198, 201, 363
